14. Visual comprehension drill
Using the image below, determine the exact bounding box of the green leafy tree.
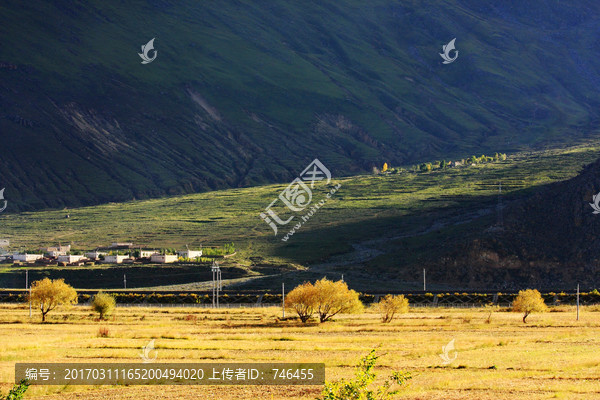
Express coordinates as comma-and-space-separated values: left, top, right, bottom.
92, 291, 116, 320
318, 350, 411, 400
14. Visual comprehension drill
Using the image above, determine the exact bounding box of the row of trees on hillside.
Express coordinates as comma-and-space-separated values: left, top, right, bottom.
416, 152, 507, 172
378, 152, 508, 174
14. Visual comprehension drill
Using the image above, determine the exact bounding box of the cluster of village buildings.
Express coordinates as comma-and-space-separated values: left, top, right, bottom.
2, 242, 203, 266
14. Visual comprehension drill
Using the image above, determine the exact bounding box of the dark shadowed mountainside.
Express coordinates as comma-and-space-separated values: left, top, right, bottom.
2, 0, 600, 210
426, 157, 600, 290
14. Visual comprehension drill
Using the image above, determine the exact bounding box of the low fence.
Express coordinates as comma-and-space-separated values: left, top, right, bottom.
1, 290, 599, 307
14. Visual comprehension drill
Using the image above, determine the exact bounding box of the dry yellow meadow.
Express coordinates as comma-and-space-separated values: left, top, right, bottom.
0, 304, 599, 399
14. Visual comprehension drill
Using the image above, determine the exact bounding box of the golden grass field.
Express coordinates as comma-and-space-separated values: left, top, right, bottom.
0, 303, 599, 399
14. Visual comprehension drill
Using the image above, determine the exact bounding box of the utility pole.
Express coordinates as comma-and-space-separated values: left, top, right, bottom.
212, 261, 222, 308
497, 182, 504, 229
576, 284, 580, 321
282, 282, 285, 319
27, 270, 31, 318
423, 268, 426, 291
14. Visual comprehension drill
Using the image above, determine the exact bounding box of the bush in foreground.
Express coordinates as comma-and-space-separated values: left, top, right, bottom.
30, 278, 77, 322
318, 350, 411, 400
3, 379, 29, 400
377, 295, 409, 323
512, 289, 547, 323
92, 291, 116, 320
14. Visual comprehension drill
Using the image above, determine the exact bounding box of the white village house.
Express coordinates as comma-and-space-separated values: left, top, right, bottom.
104, 255, 129, 264
150, 254, 178, 263
43, 245, 71, 257
177, 249, 203, 259
139, 250, 158, 258
13, 253, 43, 262
85, 250, 106, 260
57, 254, 86, 263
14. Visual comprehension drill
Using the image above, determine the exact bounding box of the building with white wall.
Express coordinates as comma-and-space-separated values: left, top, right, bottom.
150, 254, 178, 263
57, 254, 86, 263
104, 255, 129, 264
177, 249, 203, 259
13, 253, 43, 262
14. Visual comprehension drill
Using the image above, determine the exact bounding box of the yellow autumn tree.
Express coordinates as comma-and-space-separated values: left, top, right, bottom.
30, 278, 78, 322
382, 163, 388, 172
285, 282, 318, 323
512, 289, 547, 323
377, 294, 409, 323
313, 278, 363, 322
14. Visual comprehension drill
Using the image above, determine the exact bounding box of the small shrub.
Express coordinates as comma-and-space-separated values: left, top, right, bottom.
484, 305, 498, 324
92, 292, 116, 320
318, 350, 411, 400
97, 327, 110, 337
3, 379, 29, 400
184, 314, 197, 322
377, 295, 409, 323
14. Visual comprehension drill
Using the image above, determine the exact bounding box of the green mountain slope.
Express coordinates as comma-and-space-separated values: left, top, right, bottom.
2, 0, 600, 210
1, 145, 599, 290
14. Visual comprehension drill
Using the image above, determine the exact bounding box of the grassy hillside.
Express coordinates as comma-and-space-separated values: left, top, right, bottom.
1, 144, 599, 290
2, 1, 600, 210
